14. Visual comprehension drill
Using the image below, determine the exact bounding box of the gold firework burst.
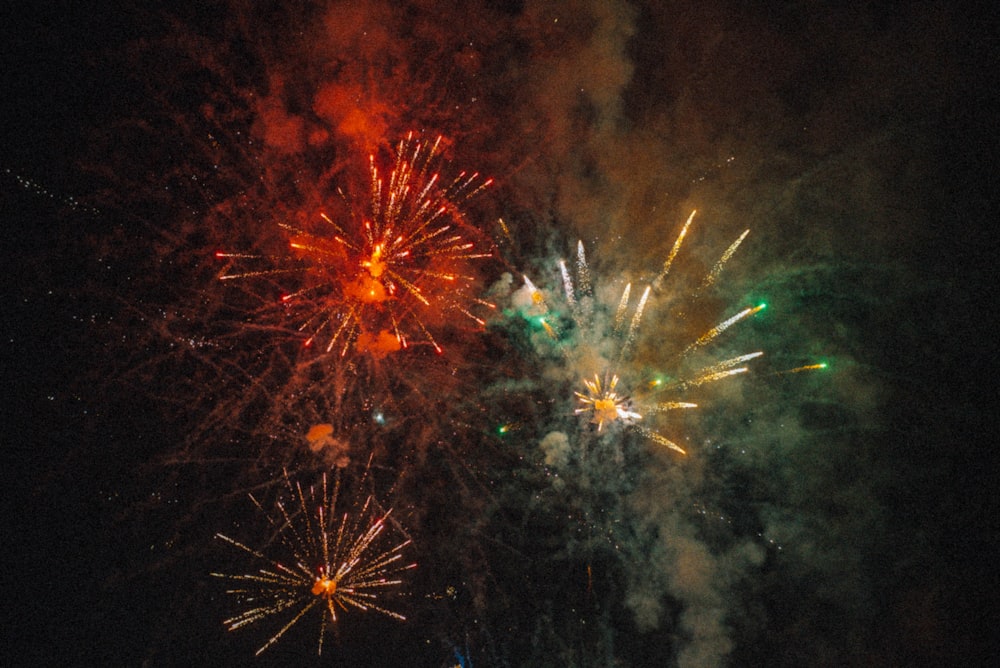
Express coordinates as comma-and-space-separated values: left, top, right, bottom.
212, 471, 415, 655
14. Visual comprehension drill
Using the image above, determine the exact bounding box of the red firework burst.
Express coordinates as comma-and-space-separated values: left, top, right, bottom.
217, 132, 494, 357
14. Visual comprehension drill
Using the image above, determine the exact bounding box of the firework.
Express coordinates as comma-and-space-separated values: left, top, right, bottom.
574, 373, 643, 431
520, 211, 766, 455
212, 471, 415, 656
217, 132, 494, 357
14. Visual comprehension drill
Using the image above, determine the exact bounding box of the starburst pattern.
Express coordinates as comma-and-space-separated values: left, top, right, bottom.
216, 132, 493, 357
212, 471, 415, 656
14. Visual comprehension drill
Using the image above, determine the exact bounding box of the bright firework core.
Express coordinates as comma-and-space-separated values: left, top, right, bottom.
312, 575, 337, 597
575, 373, 641, 431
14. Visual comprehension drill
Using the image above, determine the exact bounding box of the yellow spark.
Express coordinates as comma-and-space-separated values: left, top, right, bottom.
688, 367, 750, 387
646, 401, 698, 413
684, 304, 766, 354
540, 317, 557, 339
497, 217, 513, 243
621, 285, 651, 358
779, 363, 828, 374
702, 229, 750, 288
614, 283, 632, 332
654, 209, 696, 288
694, 352, 764, 378
638, 427, 687, 455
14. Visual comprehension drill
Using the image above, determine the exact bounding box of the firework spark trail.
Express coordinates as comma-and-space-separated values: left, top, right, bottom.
621, 284, 651, 359
654, 209, 696, 289
681, 304, 767, 356
216, 132, 494, 358
701, 229, 750, 288
212, 470, 415, 656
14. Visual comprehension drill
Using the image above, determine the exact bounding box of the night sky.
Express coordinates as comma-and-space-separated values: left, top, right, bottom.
2, 1, 996, 666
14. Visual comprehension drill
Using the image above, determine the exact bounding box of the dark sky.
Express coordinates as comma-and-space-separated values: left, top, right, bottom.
2, 1, 996, 666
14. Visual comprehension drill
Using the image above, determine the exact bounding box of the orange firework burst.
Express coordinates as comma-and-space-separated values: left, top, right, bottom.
217, 132, 494, 357
212, 471, 415, 656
